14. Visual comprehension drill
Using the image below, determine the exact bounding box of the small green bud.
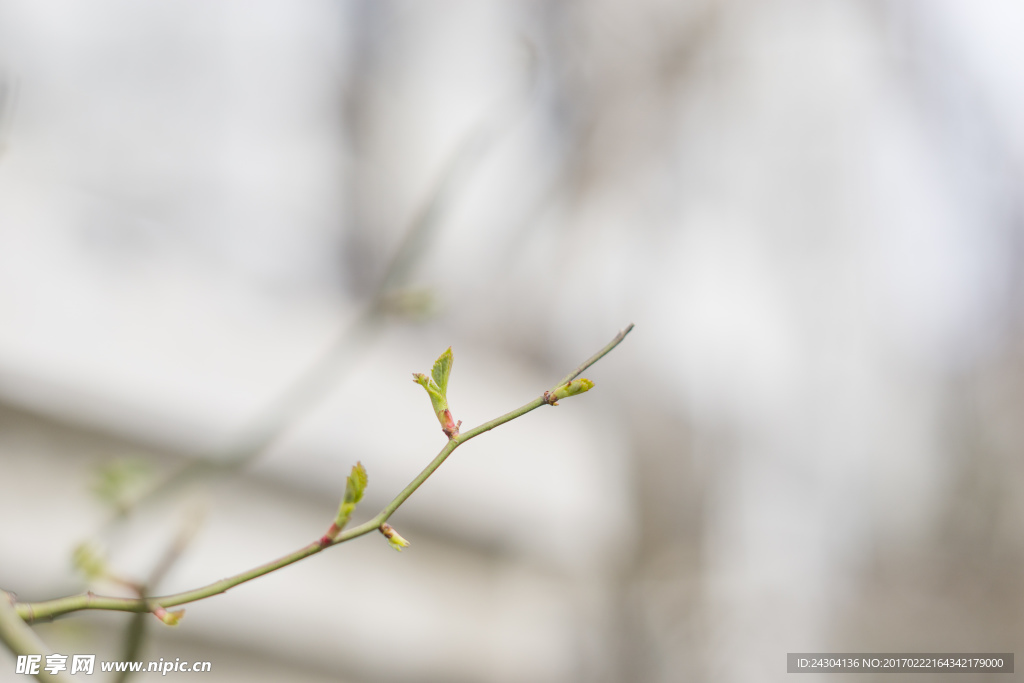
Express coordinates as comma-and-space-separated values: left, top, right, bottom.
379, 523, 410, 551
153, 606, 185, 626
544, 378, 595, 405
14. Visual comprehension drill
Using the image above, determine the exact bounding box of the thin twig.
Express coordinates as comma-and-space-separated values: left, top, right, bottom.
146, 508, 205, 590
553, 323, 634, 388
13, 325, 633, 623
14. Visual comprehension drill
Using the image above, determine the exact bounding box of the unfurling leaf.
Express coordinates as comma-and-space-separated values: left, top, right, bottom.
412, 372, 447, 417
327, 462, 368, 540
344, 461, 368, 507
414, 348, 460, 437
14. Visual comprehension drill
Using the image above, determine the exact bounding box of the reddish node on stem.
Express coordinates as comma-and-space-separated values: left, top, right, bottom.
320, 522, 341, 547
441, 410, 461, 439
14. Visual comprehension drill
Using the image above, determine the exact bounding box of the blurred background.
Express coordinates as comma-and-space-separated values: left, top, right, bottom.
0, 1, 1022, 681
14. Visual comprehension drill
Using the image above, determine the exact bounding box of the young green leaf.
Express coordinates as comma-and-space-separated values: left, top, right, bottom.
431, 347, 453, 397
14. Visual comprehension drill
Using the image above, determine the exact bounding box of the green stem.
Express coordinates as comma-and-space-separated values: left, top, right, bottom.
12, 324, 634, 624
0, 593, 71, 682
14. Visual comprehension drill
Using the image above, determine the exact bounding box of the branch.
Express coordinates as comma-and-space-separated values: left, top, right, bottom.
0, 593, 71, 682
12, 324, 633, 624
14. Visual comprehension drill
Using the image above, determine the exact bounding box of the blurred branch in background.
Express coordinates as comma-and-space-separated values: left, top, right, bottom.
0, 76, 14, 159
107, 55, 537, 522
0, 593, 70, 683
111, 509, 204, 683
